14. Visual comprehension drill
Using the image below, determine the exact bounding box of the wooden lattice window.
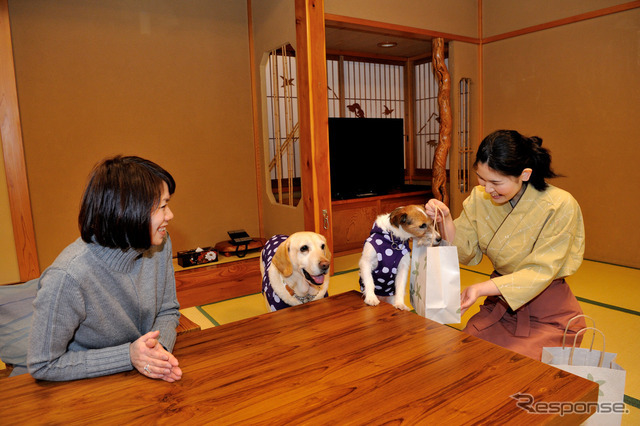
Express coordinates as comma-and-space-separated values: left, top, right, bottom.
327, 57, 405, 120
458, 78, 471, 193
414, 58, 448, 176
265, 44, 300, 206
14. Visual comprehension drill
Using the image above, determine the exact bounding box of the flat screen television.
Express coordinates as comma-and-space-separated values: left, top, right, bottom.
328, 117, 406, 200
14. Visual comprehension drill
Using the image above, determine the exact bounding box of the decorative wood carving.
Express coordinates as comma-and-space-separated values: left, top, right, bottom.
431, 37, 451, 205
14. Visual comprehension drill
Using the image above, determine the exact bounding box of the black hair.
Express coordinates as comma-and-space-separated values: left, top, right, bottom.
78, 155, 176, 250
474, 129, 559, 191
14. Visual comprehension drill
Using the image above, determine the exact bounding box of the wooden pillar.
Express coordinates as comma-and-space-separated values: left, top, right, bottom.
294, 0, 333, 249
0, 0, 40, 281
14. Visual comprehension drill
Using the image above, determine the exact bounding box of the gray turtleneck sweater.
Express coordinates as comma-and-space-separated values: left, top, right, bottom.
27, 236, 180, 381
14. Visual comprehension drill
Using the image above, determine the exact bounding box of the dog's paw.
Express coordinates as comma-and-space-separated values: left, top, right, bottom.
363, 295, 381, 306
393, 303, 411, 311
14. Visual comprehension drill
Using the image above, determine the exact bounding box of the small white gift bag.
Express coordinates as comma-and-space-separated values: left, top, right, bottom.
541, 322, 627, 425
409, 237, 461, 324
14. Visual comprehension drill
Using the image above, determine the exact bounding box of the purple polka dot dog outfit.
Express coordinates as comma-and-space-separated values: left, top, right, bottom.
261, 234, 328, 312
359, 224, 410, 296
262, 235, 291, 312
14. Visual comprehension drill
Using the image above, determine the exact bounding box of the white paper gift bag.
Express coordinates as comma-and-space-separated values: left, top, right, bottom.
541, 326, 627, 425
409, 240, 461, 324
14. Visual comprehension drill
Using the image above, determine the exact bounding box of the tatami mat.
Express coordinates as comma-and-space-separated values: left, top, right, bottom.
571, 261, 640, 313
198, 293, 267, 325
181, 253, 639, 424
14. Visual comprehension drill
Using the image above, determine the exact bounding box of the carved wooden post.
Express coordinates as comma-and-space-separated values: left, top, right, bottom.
431, 38, 451, 205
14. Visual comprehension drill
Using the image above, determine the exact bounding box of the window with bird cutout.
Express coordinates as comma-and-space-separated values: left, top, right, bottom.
326, 58, 404, 120
265, 44, 301, 206
414, 58, 448, 175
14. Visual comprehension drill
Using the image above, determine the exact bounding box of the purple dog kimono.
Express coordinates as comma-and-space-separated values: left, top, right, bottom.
359, 224, 410, 296
261, 234, 291, 311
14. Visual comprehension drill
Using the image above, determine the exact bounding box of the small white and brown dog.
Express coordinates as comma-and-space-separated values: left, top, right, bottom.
359, 205, 440, 310
261, 232, 331, 312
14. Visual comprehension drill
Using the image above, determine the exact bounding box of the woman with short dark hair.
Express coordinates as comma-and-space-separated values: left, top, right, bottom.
28, 156, 182, 382
426, 130, 586, 360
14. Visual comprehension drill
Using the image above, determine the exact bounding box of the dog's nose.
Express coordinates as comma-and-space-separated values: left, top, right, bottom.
319, 260, 330, 272
435, 235, 442, 244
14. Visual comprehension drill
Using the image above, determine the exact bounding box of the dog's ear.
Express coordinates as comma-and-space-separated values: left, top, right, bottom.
320, 235, 332, 260
272, 238, 294, 277
389, 206, 409, 228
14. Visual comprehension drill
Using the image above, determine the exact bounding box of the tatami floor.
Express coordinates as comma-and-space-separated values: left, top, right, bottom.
181, 253, 639, 425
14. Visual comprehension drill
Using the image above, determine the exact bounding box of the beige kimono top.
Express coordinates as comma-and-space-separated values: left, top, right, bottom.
453, 184, 585, 311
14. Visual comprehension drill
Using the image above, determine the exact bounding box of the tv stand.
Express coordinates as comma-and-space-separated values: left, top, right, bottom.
331, 189, 430, 254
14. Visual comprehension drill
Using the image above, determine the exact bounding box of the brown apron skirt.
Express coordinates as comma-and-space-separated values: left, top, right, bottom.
463, 273, 585, 360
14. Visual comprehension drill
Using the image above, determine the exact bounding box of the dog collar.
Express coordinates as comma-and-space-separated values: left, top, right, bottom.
285, 284, 318, 304
388, 230, 407, 251
371, 225, 408, 251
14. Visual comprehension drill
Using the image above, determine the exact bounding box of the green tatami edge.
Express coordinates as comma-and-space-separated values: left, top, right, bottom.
195, 305, 220, 326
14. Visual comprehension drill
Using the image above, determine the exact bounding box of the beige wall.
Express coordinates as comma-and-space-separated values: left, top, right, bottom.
482, 0, 628, 37
448, 41, 481, 219
9, 0, 259, 269
482, 4, 640, 267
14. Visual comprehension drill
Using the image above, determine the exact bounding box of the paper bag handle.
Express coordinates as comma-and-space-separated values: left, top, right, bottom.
434, 205, 449, 242
562, 314, 596, 349
569, 327, 605, 367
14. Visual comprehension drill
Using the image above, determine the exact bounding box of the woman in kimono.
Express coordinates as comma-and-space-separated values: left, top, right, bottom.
426, 129, 586, 360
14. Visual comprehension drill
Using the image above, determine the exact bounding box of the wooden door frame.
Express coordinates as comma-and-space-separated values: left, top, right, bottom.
294, 0, 333, 249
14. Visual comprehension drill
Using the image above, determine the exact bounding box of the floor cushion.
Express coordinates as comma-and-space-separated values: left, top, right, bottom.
0, 279, 38, 376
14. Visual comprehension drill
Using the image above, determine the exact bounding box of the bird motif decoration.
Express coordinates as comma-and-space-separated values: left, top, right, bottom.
347, 103, 365, 118
280, 76, 295, 87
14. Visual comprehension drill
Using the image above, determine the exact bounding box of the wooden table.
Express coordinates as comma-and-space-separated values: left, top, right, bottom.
1, 291, 597, 424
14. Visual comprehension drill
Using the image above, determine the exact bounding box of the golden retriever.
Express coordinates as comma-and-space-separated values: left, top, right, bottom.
359, 205, 440, 310
261, 232, 331, 312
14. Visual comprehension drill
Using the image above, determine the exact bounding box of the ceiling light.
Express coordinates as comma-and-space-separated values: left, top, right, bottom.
377, 41, 397, 48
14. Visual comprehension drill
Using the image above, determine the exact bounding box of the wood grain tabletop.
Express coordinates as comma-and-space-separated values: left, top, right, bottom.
1, 291, 598, 424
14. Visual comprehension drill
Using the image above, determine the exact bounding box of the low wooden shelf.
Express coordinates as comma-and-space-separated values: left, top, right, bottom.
332, 190, 430, 254
174, 256, 261, 309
